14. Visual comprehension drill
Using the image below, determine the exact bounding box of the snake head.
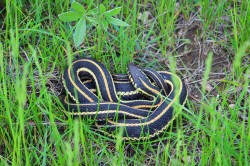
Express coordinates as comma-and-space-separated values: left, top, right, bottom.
128, 63, 161, 97
128, 63, 144, 88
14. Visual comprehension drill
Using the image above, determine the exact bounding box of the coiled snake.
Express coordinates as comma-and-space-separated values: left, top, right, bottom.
62, 58, 187, 140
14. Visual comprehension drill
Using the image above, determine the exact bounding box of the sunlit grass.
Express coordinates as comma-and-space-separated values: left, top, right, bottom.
0, 0, 249, 165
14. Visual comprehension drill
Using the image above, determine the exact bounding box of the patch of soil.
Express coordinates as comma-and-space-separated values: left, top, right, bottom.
175, 18, 231, 101
0, 1, 6, 29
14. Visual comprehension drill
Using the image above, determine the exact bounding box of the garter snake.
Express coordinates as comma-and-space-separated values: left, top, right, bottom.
62, 58, 188, 140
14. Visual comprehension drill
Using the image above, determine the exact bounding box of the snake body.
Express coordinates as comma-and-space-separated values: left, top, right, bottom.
62, 58, 188, 140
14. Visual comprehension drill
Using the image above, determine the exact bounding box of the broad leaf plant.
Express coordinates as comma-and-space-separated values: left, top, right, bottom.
59, 1, 130, 47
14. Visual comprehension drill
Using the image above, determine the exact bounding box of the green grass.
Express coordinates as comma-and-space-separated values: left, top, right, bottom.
0, 0, 250, 165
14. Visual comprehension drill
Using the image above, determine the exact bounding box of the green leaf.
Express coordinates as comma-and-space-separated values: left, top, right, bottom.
86, 16, 99, 25
73, 17, 86, 47
103, 7, 121, 17
86, 7, 98, 15
106, 17, 130, 26
100, 4, 106, 13
102, 19, 108, 31
72, 1, 85, 14
58, 11, 82, 22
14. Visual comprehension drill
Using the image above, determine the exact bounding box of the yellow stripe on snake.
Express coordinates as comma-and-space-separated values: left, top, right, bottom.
62, 58, 188, 140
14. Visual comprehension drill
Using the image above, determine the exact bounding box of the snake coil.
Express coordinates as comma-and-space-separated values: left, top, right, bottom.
62, 58, 188, 140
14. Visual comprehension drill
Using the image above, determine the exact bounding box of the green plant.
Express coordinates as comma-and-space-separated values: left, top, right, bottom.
1, 0, 250, 165
58, 1, 130, 48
